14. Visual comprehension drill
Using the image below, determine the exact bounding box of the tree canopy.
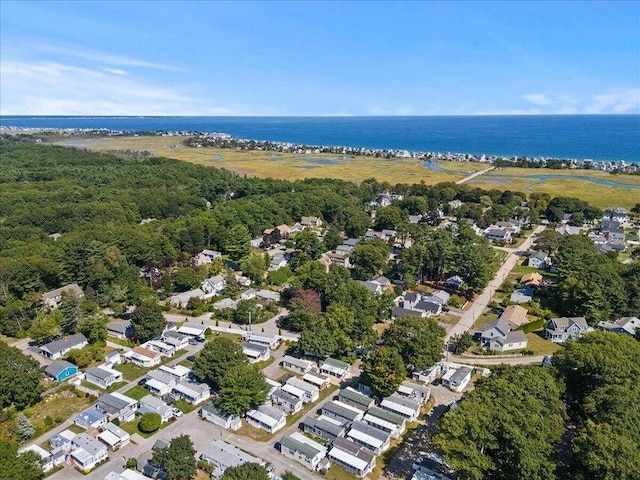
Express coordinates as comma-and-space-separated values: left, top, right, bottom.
151, 434, 197, 480
217, 363, 269, 416
360, 347, 407, 398
0, 342, 43, 410
192, 336, 246, 389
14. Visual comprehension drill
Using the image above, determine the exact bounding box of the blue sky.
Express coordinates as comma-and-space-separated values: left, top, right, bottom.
1, 1, 639, 115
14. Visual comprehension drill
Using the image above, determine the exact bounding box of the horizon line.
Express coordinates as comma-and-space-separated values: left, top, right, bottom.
2, 113, 639, 118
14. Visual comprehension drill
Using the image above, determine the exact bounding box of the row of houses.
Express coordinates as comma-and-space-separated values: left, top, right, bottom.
280, 383, 430, 477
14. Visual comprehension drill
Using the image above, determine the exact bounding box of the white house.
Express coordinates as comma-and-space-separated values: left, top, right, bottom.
246, 332, 279, 350
142, 340, 176, 357
85, 366, 123, 389
380, 393, 421, 421
200, 402, 242, 431
246, 404, 286, 434
40, 333, 88, 360
105, 469, 150, 480
271, 388, 303, 414
172, 379, 211, 404
285, 377, 319, 403
49, 429, 77, 452
441, 366, 473, 393
328, 437, 376, 478
338, 387, 375, 411
71, 433, 108, 472
346, 420, 391, 455
19, 445, 65, 473
98, 422, 130, 451
281, 355, 313, 374
597, 316, 640, 337
242, 341, 271, 363
480, 319, 528, 352
320, 357, 351, 379
138, 395, 176, 423
545, 317, 592, 343
161, 330, 190, 348
397, 381, 431, 405
123, 346, 161, 368
200, 440, 264, 478
177, 323, 207, 339
321, 401, 365, 424
280, 432, 327, 471
143, 369, 176, 396
303, 370, 331, 389
96, 393, 138, 423
363, 406, 406, 438
527, 251, 551, 269
75, 408, 108, 430
201, 275, 226, 296
301, 416, 345, 442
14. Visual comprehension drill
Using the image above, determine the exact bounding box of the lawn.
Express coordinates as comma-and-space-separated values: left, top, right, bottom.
253, 356, 275, 371
124, 385, 150, 401
174, 399, 197, 414
106, 336, 135, 348
472, 312, 498, 331
437, 314, 461, 326
115, 363, 147, 381
324, 464, 359, 480
525, 332, 562, 356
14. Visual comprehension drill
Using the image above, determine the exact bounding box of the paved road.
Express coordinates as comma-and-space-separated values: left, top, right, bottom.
455, 167, 494, 184
444, 225, 545, 342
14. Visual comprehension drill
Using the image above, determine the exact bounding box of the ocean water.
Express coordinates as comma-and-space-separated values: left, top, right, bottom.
1, 115, 639, 162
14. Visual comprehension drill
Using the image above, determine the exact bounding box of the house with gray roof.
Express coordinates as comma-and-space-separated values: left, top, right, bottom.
85, 366, 123, 389
397, 381, 431, 405
200, 440, 265, 478
44, 360, 78, 382
544, 317, 592, 343
98, 422, 130, 451
272, 388, 303, 414
242, 341, 270, 363
138, 395, 175, 423
282, 355, 314, 374
320, 400, 365, 424
280, 432, 327, 471
441, 366, 473, 393
161, 330, 190, 348
42, 283, 84, 309
597, 316, 640, 337
106, 320, 132, 340
96, 392, 138, 422
320, 357, 351, 379
40, 333, 88, 360
301, 415, 345, 442
246, 404, 286, 433
346, 420, 391, 454
381, 393, 421, 421
171, 378, 211, 404
286, 377, 319, 403
481, 318, 528, 352
71, 432, 108, 472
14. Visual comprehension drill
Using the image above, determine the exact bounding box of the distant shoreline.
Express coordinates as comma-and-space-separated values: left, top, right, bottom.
2, 125, 638, 175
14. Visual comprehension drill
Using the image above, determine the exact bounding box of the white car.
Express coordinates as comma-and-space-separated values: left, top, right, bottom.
172, 408, 183, 418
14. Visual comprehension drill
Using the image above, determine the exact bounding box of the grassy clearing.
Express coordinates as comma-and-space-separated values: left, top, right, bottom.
124, 385, 150, 401
115, 363, 147, 381
437, 314, 461, 326
472, 312, 498, 331
324, 464, 359, 480
68, 424, 86, 434
253, 356, 275, 371
525, 332, 561, 356
25, 390, 94, 437
174, 399, 197, 414
106, 336, 135, 348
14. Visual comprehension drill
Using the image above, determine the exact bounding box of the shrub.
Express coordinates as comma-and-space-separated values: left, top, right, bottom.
449, 294, 465, 309
138, 412, 161, 433
111, 418, 120, 426
126, 458, 138, 469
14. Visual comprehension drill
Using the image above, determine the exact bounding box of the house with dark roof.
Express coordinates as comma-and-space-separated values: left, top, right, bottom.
338, 387, 375, 411
200, 401, 241, 430
320, 401, 364, 424
363, 406, 406, 438
441, 366, 473, 393
346, 420, 391, 455
300, 416, 345, 442
106, 320, 132, 340
96, 393, 138, 422
85, 366, 123, 389
200, 440, 265, 478
40, 333, 88, 360
527, 251, 551, 269
480, 318, 528, 352
271, 388, 303, 414
44, 360, 78, 382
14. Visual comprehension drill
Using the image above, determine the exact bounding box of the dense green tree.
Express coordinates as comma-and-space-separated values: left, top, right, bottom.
131, 300, 165, 342
434, 366, 566, 480
241, 253, 267, 284
217, 363, 269, 416
383, 316, 445, 370
298, 318, 339, 358
449, 332, 474, 354
28, 310, 61, 344
0, 342, 43, 409
373, 205, 406, 230
0, 440, 44, 480
59, 291, 82, 334
350, 239, 389, 280
151, 434, 196, 480
77, 312, 108, 343
139, 412, 162, 433
172, 267, 203, 291
361, 347, 407, 398
192, 336, 246, 389
322, 229, 342, 251
234, 299, 264, 325
294, 230, 323, 259
533, 229, 563, 255
221, 463, 270, 480
224, 224, 251, 261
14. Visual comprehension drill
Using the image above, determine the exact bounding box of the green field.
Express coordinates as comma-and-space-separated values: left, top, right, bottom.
50, 135, 640, 208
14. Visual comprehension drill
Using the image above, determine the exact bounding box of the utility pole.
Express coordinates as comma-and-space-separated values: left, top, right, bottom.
248, 310, 252, 332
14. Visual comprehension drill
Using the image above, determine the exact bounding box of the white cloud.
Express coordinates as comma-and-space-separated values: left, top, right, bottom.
585, 88, 640, 114
0, 59, 246, 115
522, 93, 551, 106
